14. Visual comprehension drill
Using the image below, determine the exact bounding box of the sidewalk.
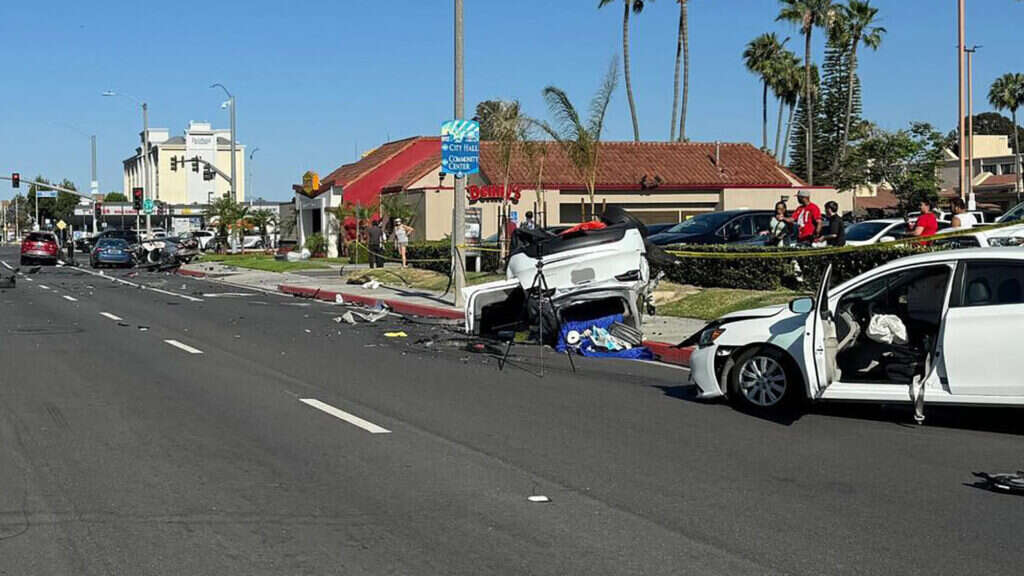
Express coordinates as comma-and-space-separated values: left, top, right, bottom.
180, 261, 701, 365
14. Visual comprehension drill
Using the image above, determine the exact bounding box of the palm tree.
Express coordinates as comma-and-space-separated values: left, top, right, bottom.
246, 208, 278, 249
671, 0, 690, 142
535, 59, 619, 219
773, 50, 803, 161
777, 0, 837, 185
989, 72, 1024, 201
205, 196, 249, 252
474, 100, 522, 140
599, 0, 649, 142
744, 33, 788, 151
830, 0, 885, 175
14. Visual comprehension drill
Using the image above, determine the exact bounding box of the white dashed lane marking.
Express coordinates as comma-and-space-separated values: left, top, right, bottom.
39, 284, 50, 290
164, 339, 204, 355
100, 312, 123, 321
62, 295, 78, 302
299, 398, 391, 435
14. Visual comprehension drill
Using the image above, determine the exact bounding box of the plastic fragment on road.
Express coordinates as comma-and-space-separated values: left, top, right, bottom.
973, 471, 1024, 494
527, 495, 551, 503
362, 280, 381, 290
138, 326, 149, 332
304, 329, 312, 333
384, 331, 407, 338
335, 294, 344, 304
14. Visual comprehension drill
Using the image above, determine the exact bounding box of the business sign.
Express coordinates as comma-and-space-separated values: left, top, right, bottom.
467, 184, 521, 205
36, 190, 57, 199
441, 120, 480, 176
301, 171, 321, 197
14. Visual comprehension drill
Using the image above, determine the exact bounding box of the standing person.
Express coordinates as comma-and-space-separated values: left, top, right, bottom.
950, 197, 977, 229
907, 199, 939, 238
789, 190, 823, 245
762, 201, 791, 246
520, 211, 538, 232
818, 201, 846, 246
366, 218, 384, 269
392, 218, 413, 268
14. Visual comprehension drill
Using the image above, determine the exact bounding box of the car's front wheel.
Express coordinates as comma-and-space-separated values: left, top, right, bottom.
727, 347, 800, 416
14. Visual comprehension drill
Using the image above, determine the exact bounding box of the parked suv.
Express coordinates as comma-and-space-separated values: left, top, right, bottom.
647, 210, 774, 246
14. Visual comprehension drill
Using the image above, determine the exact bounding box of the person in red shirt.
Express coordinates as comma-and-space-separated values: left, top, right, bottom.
908, 199, 939, 238
789, 190, 823, 244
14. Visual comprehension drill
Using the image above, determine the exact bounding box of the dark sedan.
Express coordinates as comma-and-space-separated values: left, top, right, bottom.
90, 238, 134, 268
647, 210, 774, 246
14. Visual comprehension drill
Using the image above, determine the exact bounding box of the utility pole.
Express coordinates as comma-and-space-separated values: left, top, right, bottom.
91, 135, 99, 234
211, 84, 237, 202
452, 0, 466, 307
142, 102, 151, 237
966, 45, 981, 210
957, 0, 966, 202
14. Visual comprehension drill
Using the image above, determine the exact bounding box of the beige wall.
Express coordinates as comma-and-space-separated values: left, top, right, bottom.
124, 145, 245, 204
722, 187, 851, 214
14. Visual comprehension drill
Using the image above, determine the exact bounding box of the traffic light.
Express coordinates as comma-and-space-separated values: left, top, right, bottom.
94, 202, 102, 218
170, 156, 178, 171
132, 187, 143, 210
11, 173, 19, 188
203, 166, 214, 181
192, 158, 199, 173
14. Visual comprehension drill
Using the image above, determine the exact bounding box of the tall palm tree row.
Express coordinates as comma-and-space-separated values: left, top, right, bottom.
599, 0, 649, 142
829, 0, 884, 175
670, 0, 690, 142
777, 0, 837, 186
744, 33, 789, 152
988, 73, 1024, 199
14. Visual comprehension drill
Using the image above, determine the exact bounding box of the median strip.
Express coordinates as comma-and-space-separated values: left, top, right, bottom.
299, 398, 391, 434
164, 339, 204, 355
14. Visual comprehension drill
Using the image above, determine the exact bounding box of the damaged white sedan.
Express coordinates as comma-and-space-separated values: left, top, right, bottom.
688, 249, 1024, 417
464, 208, 664, 345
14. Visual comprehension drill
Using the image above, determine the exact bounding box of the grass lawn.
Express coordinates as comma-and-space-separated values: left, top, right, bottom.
342, 268, 503, 292
198, 253, 329, 273
659, 287, 805, 321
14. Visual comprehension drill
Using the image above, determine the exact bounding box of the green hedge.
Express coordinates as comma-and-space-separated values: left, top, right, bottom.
659, 244, 936, 291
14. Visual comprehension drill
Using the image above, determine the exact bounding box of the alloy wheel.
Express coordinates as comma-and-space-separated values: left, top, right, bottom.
738, 355, 787, 407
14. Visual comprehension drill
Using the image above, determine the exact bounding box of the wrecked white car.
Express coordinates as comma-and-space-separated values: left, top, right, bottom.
464, 208, 665, 346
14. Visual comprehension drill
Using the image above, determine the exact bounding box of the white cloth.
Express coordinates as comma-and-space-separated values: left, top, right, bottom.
953, 212, 977, 229
394, 226, 408, 244
866, 314, 908, 346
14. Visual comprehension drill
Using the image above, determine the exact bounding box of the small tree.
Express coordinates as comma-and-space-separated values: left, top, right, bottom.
535, 58, 619, 220
852, 122, 945, 211
205, 196, 248, 251
103, 192, 128, 202
246, 209, 278, 248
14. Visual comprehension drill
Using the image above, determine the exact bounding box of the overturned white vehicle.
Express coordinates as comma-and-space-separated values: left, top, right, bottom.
464, 208, 665, 345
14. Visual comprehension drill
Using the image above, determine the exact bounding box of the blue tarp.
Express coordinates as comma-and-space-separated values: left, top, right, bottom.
556, 314, 653, 360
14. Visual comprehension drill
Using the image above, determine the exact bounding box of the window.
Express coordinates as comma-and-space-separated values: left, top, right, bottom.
958, 262, 1024, 307
982, 164, 998, 175
1001, 163, 1015, 175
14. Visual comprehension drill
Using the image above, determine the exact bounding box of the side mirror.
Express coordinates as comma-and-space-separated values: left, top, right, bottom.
879, 235, 896, 243
789, 297, 814, 314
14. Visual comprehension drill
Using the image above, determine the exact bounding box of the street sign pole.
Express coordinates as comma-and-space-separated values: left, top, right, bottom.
452, 0, 466, 307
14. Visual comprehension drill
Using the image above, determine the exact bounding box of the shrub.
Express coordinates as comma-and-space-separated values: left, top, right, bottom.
344, 240, 501, 274
303, 233, 326, 256
658, 243, 935, 291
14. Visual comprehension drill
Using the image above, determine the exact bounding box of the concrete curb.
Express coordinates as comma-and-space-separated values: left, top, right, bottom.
278, 284, 464, 320
278, 283, 693, 366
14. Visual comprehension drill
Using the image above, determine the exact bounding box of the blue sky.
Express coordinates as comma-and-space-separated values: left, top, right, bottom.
0, 0, 1021, 201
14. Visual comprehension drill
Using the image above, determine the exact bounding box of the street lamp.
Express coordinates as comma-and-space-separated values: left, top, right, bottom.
211, 83, 237, 203
249, 147, 260, 200
103, 90, 151, 237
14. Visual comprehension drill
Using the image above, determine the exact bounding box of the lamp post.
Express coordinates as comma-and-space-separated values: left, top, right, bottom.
957, 0, 966, 202
211, 84, 237, 202
102, 90, 151, 237
965, 45, 981, 211
249, 147, 260, 200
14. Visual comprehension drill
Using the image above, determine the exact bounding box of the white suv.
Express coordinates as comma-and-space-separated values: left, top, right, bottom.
689, 249, 1024, 416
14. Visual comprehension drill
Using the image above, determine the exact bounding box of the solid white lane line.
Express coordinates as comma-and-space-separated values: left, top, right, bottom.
39, 284, 50, 290
62, 295, 78, 302
100, 312, 123, 321
299, 399, 391, 435
164, 339, 204, 355
1, 260, 12, 270
201, 292, 255, 298
146, 286, 204, 302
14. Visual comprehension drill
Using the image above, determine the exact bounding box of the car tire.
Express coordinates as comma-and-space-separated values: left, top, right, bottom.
726, 347, 801, 416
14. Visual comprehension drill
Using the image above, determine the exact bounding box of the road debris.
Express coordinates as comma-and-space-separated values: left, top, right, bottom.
138, 326, 149, 332
384, 331, 408, 338
527, 495, 551, 503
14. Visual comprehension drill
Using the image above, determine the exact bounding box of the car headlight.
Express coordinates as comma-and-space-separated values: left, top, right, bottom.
989, 236, 1024, 247
699, 326, 726, 347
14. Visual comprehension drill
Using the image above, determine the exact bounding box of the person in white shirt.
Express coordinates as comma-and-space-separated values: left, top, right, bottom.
950, 197, 977, 229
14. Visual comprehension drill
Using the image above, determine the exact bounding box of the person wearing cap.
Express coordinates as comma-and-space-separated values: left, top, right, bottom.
789, 190, 823, 245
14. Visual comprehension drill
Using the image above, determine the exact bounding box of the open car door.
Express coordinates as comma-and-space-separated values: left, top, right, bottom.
807, 264, 839, 398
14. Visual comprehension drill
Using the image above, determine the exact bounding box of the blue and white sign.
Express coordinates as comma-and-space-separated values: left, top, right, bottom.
36, 190, 57, 199
441, 119, 480, 176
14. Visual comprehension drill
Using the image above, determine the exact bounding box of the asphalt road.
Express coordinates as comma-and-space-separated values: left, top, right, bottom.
1, 245, 1022, 575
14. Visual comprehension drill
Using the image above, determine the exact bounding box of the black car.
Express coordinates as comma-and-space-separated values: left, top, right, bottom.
647, 210, 775, 246
644, 223, 676, 236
